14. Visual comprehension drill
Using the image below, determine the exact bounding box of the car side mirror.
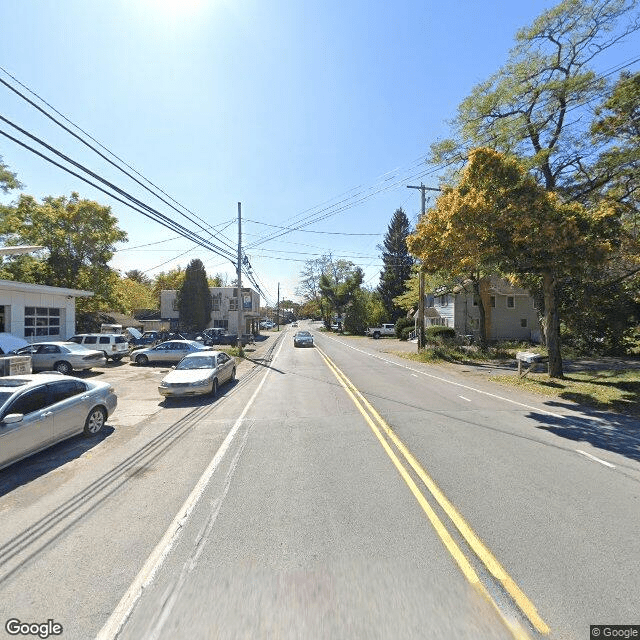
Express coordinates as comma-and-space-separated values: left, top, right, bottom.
3, 414, 24, 425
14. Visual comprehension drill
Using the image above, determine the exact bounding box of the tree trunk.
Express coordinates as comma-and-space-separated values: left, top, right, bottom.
472, 278, 488, 350
542, 271, 563, 379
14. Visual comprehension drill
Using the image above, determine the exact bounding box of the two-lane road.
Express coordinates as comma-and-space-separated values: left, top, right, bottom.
1, 324, 638, 639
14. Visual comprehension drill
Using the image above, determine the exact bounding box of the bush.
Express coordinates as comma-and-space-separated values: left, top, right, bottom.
395, 317, 414, 339
425, 326, 456, 342
400, 326, 414, 341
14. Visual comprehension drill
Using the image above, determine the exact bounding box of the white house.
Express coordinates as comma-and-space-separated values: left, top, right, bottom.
160, 286, 261, 334
423, 277, 541, 342
0, 279, 93, 342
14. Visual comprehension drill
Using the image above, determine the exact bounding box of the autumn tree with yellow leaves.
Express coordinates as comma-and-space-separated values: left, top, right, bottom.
407, 148, 619, 378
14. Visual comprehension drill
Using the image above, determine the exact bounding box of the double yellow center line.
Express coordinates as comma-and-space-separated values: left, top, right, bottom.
317, 346, 550, 640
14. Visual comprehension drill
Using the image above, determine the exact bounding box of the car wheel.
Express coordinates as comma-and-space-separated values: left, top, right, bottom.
84, 407, 106, 435
373, 332, 381, 339
111, 355, 123, 362
135, 354, 149, 366
54, 361, 73, 375
211, 378, 219, 398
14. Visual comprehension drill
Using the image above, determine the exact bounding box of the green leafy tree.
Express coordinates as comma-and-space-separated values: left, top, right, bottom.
431, 0, 640, 196
408, 148, 619, 378
0, 192, 127, 310
319, 260, 364, 325
343, 288, 370, 335
152, 267, 186, 306
377, 207, 414, 321
0, 155, 21, 193
125, 269, 152, 286
176, 259, 212, 332
113, 276, 157, 315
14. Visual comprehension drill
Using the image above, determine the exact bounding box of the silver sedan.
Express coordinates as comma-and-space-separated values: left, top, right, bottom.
130, 340, 212, 365
158, 351, 236, 398
0, 373, 117, 471
293, 331, 314, 347
12, 342, 106, 375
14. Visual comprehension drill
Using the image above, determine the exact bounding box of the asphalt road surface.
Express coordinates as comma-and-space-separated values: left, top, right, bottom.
0, 323, 638, 640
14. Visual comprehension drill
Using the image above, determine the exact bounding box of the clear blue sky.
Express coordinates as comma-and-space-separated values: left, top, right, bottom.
0, 0, 637, 305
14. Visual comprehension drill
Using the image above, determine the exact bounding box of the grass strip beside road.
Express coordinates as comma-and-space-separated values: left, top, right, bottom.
488, 370, 640, 417
397, 348, 640, 417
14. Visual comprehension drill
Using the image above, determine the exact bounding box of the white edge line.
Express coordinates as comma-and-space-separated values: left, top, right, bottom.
322, 334, 595, 421
459, 396, 472, 402
96, 337, 286, 640
576, 450, 616, 468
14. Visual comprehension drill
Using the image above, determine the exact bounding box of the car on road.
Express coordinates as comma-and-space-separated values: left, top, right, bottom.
293, 331, 314, 348
0, 373, 117, 471
158, 351, 236, 398
68, 333, 130, 361
130, 340, 212, 365
11, 342, 106, 375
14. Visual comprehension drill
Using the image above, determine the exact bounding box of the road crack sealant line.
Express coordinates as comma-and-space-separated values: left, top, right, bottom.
0, 403, 218, 585
142, 420, 255, 640
316, 345, 549, 640
96, 331, 288, 640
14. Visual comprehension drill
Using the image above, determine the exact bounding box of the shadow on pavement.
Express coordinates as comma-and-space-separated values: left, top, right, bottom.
530, 401, 640, 463
0, 426, 116, 497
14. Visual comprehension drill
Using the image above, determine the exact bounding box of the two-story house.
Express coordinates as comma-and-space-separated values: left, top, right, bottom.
423, 276, 541, 342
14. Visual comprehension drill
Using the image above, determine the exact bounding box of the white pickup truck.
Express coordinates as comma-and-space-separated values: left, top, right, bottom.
365, 323, 396, 339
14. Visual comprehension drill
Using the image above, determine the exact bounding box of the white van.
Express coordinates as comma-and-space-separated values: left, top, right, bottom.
68, 333, 130, 361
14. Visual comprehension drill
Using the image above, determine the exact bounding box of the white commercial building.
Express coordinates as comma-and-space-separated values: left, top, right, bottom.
0, 279, 93, 342
160, 286, 261, 334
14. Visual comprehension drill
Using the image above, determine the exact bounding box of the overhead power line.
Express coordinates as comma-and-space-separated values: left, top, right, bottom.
0, 67, 238, 255
0, 126, 237, 265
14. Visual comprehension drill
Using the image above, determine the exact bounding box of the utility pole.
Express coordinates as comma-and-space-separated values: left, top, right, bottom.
407, 183, 440, 350
277, 283, 280, 331
236, 202, 244, 357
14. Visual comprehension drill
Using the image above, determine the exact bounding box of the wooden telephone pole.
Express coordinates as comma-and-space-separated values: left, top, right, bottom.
407, 183, 440, 350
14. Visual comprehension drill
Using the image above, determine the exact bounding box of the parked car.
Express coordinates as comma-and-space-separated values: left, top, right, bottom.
293, 331, 314, 347
128, 331, 161, 347
130, 340, 212, 365
11, 342, 106, 375
0, 332, 28, 355
158, 351, 236, 398
68, 333, 130, 361
0, 373, 117, 471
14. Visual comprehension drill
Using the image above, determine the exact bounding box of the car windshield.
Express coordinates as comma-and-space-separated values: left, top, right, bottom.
297, 331, 311, 337
176, 356, 216, 370
0, 391, 15, 407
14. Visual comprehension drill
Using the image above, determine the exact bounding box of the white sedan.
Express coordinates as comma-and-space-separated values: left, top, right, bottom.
158, 351, 236, 398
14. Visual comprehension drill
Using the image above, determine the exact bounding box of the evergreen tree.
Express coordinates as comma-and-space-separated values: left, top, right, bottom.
377, 208, 413, 321
176, 259, 212, 331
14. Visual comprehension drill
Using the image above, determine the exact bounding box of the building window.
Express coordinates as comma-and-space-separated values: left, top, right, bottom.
229, 298, 238, 311
212, 320, 228, 329
472, 295, 479, 307
490, 295, 496, 308
172, 299, 178, 311
521, 318, 528, 328
438, 295, 448, 306
24, 306, 61, 337
212, 294, 221, 311
506, 296, 515, 309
